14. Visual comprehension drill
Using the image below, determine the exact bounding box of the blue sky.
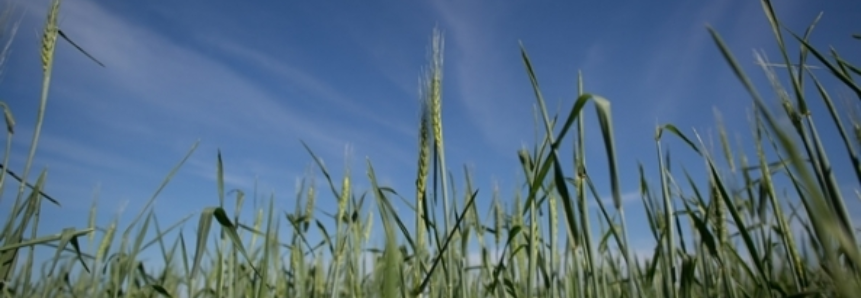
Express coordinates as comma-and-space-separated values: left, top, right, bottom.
1, 0, 860, 265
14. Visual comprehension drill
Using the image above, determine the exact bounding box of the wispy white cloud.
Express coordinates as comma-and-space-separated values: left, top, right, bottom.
207, 39, 416, 138
24, 1, 359, 152
30, 131, 148, 175
9, 0, 428, 196
636, 0, 742, 122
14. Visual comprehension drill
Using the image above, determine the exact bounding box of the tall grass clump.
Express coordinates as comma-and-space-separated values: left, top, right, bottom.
1, 0, 860, 297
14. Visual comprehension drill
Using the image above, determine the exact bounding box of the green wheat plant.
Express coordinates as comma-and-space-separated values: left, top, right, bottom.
1, 0, 860, 297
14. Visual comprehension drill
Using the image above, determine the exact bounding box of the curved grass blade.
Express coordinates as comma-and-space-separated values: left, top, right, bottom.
190, 207, 215, 281
0, 162, 59, 206
47, 227, 93, 276
790, 32, 861, 98
57, 29, 104, 67
0, 169, 47, 291
150, 284, 172, 298
411, 189, 477, 296
124, 140, 199, 238
212, 207, 262, 280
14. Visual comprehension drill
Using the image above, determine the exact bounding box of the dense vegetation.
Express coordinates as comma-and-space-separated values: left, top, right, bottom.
1, 0, 860, 297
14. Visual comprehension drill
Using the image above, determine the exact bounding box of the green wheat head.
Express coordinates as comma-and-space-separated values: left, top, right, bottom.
41, 0, 60, 75
414, 80, 431, 287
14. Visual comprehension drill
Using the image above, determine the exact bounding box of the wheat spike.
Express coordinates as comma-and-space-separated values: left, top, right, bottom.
429, 30, 444, 156
41, 0, 61, 75
413, 76, 432, 289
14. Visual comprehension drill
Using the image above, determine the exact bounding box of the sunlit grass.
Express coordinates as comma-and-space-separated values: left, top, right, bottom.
1, 0, 860, 297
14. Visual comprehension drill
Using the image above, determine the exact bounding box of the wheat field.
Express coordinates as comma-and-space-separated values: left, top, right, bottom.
1, 0, 860, 297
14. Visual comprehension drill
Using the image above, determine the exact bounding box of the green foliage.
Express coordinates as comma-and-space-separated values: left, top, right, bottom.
1, 0, 859, 297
